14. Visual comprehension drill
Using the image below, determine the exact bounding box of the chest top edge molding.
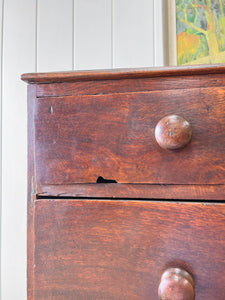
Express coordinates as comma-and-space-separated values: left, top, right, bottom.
21, 63, 225, 84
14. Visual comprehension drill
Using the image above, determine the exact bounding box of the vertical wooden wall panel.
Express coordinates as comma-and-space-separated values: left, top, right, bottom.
1, 0, 36, 299
37, 0, 73, 72
154, 0, 164, 66
1, 1, 165, 298
167, 0, 177, 66
74, 0, 112, 70
0, 0, 3, 297
113, 0, 154, 68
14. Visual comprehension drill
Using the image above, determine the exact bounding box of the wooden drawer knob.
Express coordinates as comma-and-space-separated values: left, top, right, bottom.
155, 115, 192, 150
158, 268, 195, 300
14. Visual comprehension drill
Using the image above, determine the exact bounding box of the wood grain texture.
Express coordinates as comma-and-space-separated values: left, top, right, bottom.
21, 63, 225, 84
27, 85, 37, 300
37, 184, 225, 201
158, 268, 195, 300
25, 65, 225, 300
35, 74, 225, 98
35, 87, 225, 185
34, 200, 225, 300
155, 115, 192, 150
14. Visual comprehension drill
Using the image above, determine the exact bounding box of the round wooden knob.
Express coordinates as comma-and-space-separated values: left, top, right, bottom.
158, 268, 195, 300
155, 115, 192, 150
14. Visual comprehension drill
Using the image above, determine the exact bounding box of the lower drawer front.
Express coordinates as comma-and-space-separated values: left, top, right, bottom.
34, 200, 225, 300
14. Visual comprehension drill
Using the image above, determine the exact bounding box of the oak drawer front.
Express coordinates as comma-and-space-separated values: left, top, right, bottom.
35, 87, 225, 186
34, 200, 225, 300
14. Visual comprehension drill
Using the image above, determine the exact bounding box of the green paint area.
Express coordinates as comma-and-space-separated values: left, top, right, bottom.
176, 0, 225, 65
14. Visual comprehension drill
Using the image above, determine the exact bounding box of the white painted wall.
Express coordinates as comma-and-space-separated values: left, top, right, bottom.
1, 1, 164, 299
1, 1, 36, 299
0, 0, 3, 297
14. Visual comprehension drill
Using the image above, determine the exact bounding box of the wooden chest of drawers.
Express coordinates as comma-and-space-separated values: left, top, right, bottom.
22, 65, 225, 300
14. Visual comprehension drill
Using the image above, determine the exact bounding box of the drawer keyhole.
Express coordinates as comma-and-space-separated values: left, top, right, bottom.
96, 176, 117, 184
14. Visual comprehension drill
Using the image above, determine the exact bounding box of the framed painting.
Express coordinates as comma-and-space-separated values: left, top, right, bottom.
172, 0, 225, 65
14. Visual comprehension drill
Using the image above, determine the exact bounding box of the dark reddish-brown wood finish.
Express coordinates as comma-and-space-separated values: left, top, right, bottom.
34, 200, 225, 300
35, 87, 225, 185
38, 184, 225, 201
23, 65, 225, 300
155, 115, 192, 150
158, 268, 195, 300
27, 85, 37, 300
34, 74, 225, 98
21, 63, 225, 84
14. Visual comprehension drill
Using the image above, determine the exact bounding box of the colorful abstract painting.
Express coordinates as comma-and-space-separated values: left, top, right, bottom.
176, 0, 225, 65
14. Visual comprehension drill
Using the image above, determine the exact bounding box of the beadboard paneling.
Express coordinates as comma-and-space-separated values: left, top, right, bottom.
154, 0, 164, 66
1, 1, 164, 299
113, 0, 155, 68
1, 0, 36, 299
37, 0, 73, 72
74, 0, 112, 70
0, 0, 3, 297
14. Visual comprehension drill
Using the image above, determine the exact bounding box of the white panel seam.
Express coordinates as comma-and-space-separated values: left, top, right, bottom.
0, 1, 4, 300
153, 0, 156, 67
72, 0, 74, 70
35, 0, 38, 72
37, 0, 73, 71
153, 0, 164, 66
74, 0, 77, 70
111, 0, 114, 68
